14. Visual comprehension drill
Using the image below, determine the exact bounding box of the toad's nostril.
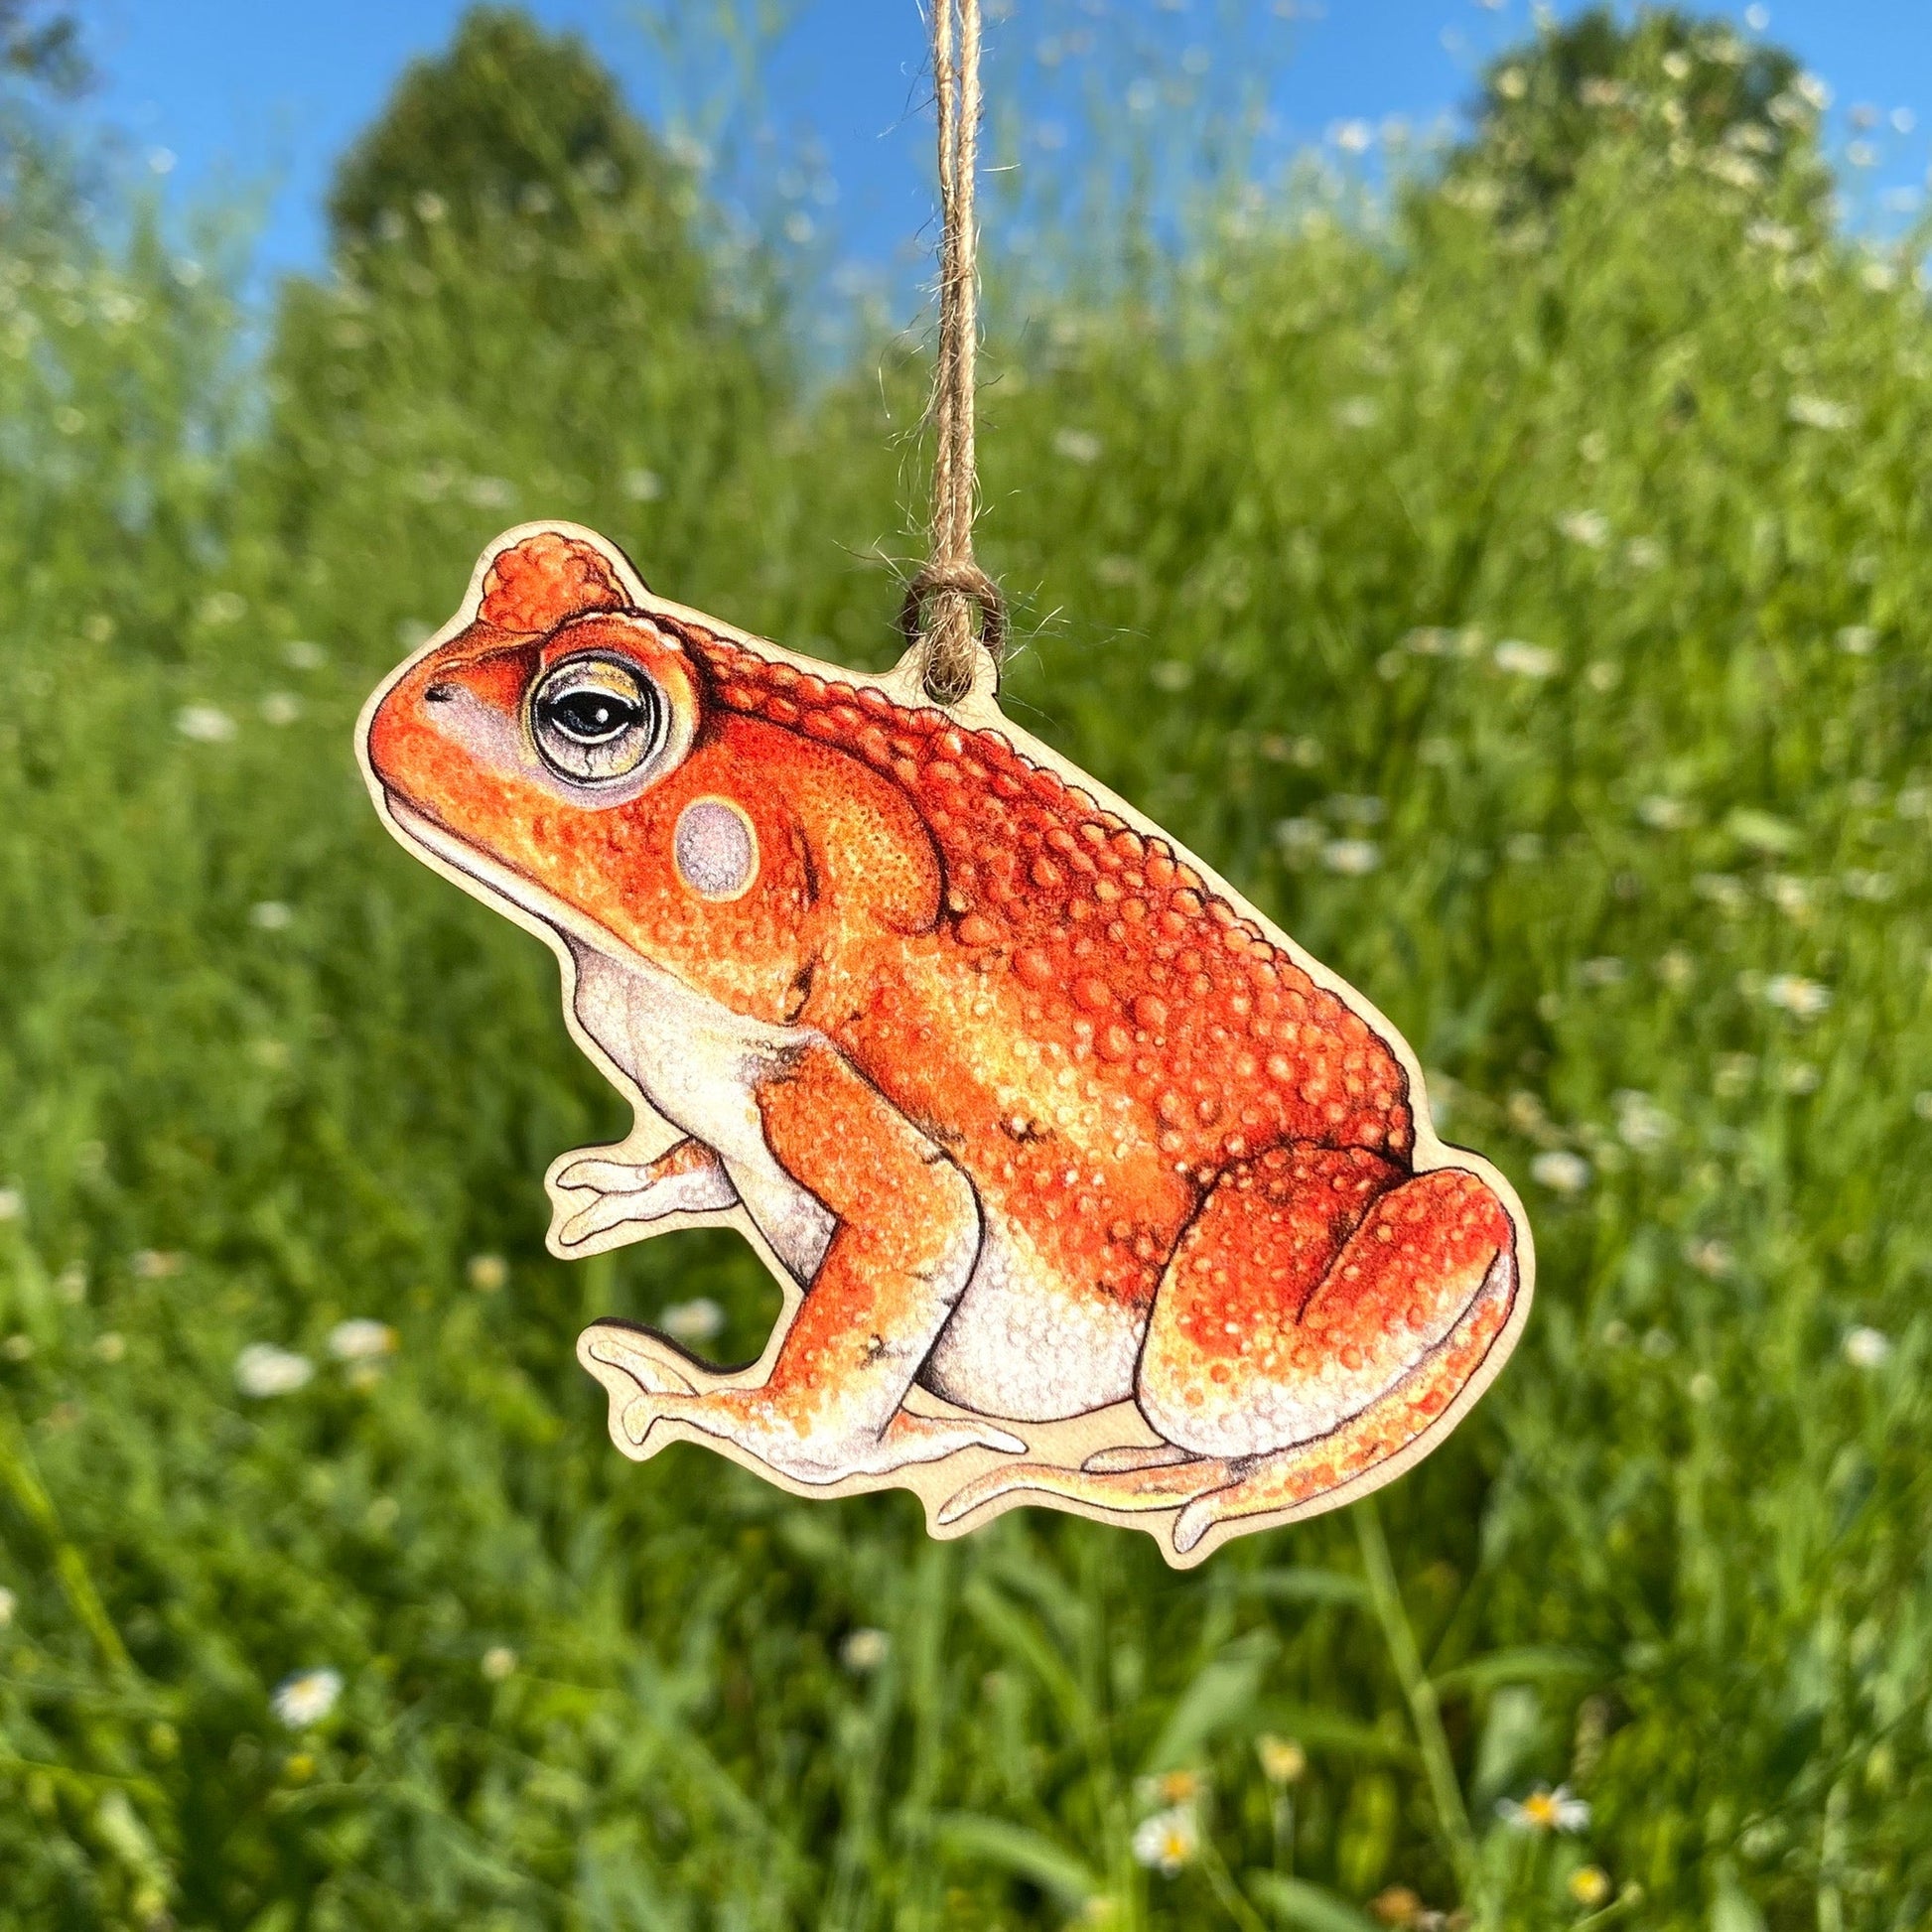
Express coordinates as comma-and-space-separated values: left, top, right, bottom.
425, 682, 457, 705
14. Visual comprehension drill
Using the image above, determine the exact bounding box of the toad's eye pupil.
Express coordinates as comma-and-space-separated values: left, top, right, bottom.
544, 690, 639, 742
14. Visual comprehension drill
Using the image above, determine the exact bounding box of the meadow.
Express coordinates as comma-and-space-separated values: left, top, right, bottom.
3, 13, 1932, 1929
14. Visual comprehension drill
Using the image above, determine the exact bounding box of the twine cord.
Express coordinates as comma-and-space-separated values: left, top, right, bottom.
906, 0, 1003, 703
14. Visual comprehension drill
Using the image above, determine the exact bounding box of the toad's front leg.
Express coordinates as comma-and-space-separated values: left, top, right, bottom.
580, 1041, 1023, 1486
549, 1138, 739, 1251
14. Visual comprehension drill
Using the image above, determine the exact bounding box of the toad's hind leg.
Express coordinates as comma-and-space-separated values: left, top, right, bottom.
1166, 1242, 1514, 1552
1140, 1162, 1512, 1461
1153, 1164, 1518, 1554
938, 1159, 1517, 1555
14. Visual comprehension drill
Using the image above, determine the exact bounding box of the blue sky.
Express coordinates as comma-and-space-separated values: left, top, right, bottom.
78, 0, 1932, 303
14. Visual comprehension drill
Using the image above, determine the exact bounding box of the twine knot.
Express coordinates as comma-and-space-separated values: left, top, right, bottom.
898, 561, 1005, 703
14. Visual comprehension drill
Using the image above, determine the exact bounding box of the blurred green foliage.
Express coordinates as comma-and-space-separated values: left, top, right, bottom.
327, 7, 689, 255
0, 0, 86, 99
1456, 5, 1806, 214
3, 7, 1932, 1929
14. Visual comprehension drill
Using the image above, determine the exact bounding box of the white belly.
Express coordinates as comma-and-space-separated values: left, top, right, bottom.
919, 1214, 1143, 1422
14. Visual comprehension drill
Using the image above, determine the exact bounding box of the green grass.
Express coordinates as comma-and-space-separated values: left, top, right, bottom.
4, 43, 1932, 1932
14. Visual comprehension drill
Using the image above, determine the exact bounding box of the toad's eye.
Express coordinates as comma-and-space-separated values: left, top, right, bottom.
530, 655, 665, 784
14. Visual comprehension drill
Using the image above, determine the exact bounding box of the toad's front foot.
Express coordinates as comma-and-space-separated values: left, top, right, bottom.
623, 1389, 1024, 1485
579, 1319, 706, 1404
550, 1138, 738, 1251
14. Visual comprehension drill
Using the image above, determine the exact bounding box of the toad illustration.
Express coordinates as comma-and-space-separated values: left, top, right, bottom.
357, 523, 1533, 1563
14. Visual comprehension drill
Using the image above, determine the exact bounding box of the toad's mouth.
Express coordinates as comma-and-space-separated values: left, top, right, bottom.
382, 792, 642, 968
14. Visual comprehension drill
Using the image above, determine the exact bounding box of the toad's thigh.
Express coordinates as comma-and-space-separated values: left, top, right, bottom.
1140, 1159, 1512, 1460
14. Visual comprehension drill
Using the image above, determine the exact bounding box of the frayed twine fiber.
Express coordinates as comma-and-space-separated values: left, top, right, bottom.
908, 0, 1004, 705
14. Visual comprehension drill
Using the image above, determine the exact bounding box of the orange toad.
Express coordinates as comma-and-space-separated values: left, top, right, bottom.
358, 523, 1532, 1563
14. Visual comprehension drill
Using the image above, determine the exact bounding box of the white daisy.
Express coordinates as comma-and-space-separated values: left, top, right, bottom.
1132, 1806, 1199, 1874
272, 1668, 343, 1727
1493, 639, 1559, 679
841, 1627, 891, 1673
234, 1344, 314, 1398
1531, 1151, 1591, 1195
327, 1319, 396, 1362
176, 705, 236, 744
1843, 1326, 1891, 1369
1497, 1784, 1590, 1834
660, 1298, 725, 1344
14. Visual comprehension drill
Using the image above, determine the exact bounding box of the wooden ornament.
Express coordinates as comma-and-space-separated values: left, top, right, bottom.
356, 523, 1534, 1566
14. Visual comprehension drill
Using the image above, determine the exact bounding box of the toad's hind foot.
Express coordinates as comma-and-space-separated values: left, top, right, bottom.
880, 1410, 1029, 1465
936, 1448, 1234, 1525
1082, 1444, 1195, 1473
